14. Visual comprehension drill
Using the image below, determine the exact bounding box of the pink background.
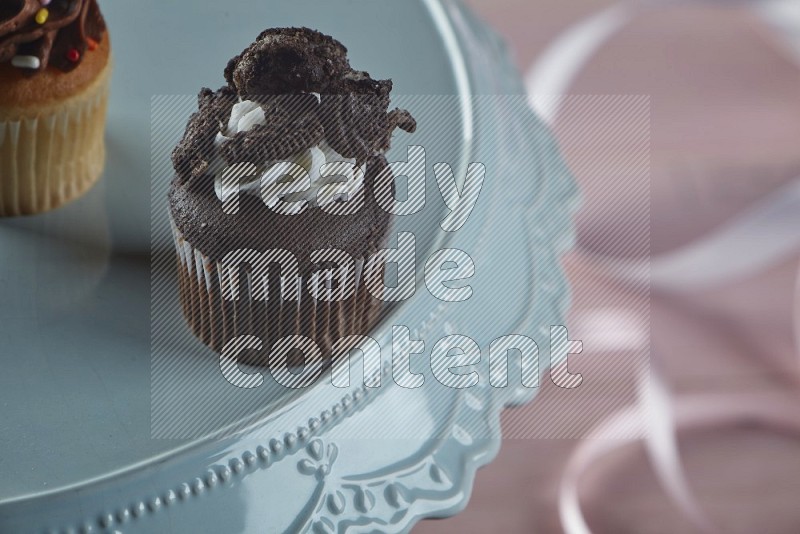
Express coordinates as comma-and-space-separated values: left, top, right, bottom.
415, 1, 800, 532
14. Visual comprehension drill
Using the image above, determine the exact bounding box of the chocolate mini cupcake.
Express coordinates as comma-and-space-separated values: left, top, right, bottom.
169, 28, 416, 363
0, 0, 110, 216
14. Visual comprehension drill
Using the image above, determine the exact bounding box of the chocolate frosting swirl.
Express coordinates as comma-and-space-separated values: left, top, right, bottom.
0, 0, 105, 73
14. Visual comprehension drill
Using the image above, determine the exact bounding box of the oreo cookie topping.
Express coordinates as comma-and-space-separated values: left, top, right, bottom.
218, 93, 324, 168
172, 27, 417, 188
224, 27, 351, 97
0, 0, 106, 73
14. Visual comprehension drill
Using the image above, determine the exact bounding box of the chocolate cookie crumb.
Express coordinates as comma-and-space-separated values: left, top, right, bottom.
219, 94, 324, 166
225, 27, 351, 97
171, 86, 236, 185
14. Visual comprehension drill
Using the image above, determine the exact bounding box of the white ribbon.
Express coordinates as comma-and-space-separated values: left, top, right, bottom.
527, 4, 800, 533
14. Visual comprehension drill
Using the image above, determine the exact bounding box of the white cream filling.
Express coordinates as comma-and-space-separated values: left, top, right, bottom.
212, 99, 365, 208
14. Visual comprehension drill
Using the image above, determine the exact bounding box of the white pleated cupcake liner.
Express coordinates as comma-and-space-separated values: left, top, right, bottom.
169, 219, 385, 362
0, 67, 110, 216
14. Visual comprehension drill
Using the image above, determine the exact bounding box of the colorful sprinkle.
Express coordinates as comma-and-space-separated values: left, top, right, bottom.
11, 55, 41, 70
86, 37, 98, 51
66, 48, 80, 63
40, 0, 51, 5
34, 8, 49, 25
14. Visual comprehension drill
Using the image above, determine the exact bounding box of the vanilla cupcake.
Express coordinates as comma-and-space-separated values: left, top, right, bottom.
169, 28, 416, 362
0, 0, 111, 216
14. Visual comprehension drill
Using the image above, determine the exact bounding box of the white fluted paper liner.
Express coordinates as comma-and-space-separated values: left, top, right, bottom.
169, 218, 385, 362
0, 65, 110, 217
